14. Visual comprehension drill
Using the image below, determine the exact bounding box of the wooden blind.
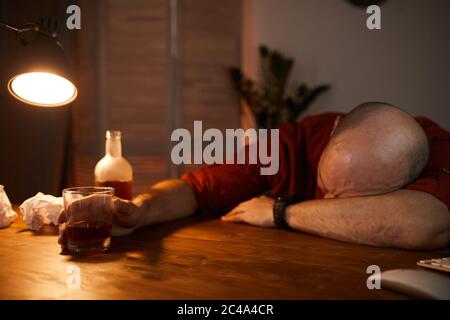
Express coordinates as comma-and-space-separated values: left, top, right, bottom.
73, 0, 241, 195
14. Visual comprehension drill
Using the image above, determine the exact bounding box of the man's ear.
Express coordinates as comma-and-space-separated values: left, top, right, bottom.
330, 115, 341, 137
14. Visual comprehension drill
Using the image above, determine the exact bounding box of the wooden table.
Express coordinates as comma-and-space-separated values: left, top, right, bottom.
1, 209, 449, 299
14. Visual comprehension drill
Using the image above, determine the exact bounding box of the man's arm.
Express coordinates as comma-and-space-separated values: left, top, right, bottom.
285, 190, 450, 249
133, 179, 197, 227
222, 189, 450, 250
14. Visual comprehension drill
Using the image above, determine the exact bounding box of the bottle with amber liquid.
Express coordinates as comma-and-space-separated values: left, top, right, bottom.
95, 130, 133, 200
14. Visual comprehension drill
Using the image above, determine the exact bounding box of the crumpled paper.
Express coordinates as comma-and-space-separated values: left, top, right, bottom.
19, 192, 63, 231
0, 185, 17, 228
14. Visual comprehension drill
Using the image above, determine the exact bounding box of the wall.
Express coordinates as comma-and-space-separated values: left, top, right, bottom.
242, 0, 450, 130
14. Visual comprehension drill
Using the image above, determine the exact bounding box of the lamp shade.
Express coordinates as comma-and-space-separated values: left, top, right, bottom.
1, 25, 77, 107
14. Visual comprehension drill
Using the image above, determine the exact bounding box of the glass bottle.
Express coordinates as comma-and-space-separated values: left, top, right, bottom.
94, 130, 133, 200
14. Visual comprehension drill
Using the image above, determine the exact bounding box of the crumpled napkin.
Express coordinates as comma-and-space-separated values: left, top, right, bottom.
19, 192, 63, 231
0, 185, 17, 228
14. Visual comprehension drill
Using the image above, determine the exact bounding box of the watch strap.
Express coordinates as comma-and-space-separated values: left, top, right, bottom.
273, 194, 298, 228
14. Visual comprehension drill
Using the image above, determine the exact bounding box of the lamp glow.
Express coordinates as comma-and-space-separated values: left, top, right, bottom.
7, 72, 77, 107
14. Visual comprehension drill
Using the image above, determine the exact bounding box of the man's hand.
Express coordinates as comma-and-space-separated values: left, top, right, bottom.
58, 197, 142, 248
221, 195, 275, 227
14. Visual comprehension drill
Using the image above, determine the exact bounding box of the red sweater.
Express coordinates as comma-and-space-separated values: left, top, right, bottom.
182, 113, 450, 216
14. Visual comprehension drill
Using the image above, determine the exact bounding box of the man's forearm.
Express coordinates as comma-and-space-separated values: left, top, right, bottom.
285, 190, 450, 249
133, 179, 197, 227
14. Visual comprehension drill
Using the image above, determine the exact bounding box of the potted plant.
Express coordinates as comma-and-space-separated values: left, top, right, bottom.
230, 45, 330, 129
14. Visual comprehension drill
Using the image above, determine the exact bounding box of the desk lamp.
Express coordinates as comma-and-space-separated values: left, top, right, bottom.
0, 18, 77, 107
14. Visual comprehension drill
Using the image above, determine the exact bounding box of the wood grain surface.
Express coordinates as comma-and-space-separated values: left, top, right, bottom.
0, 209, 449, 299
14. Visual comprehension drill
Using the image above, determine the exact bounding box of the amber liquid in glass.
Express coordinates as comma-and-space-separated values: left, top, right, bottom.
67, 225, 112, 243
66, 221, 112, 254
95, 180, 132, 200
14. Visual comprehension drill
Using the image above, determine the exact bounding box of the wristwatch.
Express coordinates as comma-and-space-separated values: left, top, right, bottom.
273, 194, 299, 228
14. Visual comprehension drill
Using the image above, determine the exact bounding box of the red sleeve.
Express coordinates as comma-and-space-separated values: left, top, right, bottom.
181, 163, 270, 216
403, 118, 450, 210
180, 113, 339, 216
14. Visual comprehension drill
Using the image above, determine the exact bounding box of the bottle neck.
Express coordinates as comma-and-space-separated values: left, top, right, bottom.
106, 138, 122, 157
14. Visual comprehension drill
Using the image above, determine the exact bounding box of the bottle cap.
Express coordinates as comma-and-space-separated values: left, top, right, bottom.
106, 130, 121, 140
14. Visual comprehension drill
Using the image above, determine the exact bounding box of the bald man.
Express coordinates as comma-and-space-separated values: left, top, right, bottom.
59, 102, 450, 250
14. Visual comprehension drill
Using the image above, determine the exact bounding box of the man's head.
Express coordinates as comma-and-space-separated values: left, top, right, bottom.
317, 102, 429, 198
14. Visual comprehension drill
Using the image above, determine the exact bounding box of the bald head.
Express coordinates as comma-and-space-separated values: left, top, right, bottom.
318, 102, 429, 198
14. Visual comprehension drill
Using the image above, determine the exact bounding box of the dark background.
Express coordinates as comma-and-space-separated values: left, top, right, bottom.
1, 0, 449, 204
0, 0, 242, 203
0, 0, 74, 203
